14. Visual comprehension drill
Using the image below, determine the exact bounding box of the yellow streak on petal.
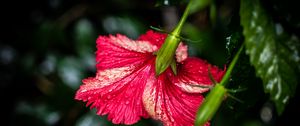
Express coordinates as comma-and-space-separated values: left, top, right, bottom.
79, 66, 135, 93
110, 35, 158, 53
174, 81, 210, 93
142, 75, 157, 118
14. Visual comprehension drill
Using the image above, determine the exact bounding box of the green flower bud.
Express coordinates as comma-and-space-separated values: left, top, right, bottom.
155, 34, 180, 75
195, 45, 244, 126
195, 84, 227, 126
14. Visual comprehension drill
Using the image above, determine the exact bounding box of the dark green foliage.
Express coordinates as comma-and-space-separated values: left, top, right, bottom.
240, 0, 300, 115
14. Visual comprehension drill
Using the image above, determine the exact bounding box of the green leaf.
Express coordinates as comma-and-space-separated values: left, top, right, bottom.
240, 0, 300, 115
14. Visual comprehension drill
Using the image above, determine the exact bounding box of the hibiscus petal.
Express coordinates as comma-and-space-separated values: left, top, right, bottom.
138, 30, 166, 48
75, 64, 153, 125
173, 58, 225, 93
143, 68, 210, 126
76, 30, 220, 126
96, 34, 157, 70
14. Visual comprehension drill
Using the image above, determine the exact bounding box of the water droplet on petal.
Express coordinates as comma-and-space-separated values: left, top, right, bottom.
156, 110, 162, 115
170, 118, 175, 122
181, 94, 186, 98
125, 101, 130, 105
107, 95, 111, 99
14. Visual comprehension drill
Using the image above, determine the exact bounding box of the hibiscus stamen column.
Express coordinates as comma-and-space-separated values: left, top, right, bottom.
155, 0, 193, 75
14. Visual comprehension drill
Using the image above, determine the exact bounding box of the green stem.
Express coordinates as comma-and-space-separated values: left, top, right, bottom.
155, 0, 194, 75
220, 44, 244, 87
172, 0, 193, 35
195, 44, 244, 126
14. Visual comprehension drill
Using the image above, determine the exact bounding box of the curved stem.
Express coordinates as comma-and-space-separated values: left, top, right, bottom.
220, 44, 244, 87
172, 0, 193, 35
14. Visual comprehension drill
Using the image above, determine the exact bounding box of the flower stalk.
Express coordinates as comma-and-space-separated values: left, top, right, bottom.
155, 0, 193, 75
219, 44, 244, 86
195, 44, 244, 126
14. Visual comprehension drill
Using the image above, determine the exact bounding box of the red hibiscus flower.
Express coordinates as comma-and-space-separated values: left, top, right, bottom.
75, 30, 225, 126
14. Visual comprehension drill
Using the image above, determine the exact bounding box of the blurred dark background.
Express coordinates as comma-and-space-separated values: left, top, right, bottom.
0, 0, 299, 126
